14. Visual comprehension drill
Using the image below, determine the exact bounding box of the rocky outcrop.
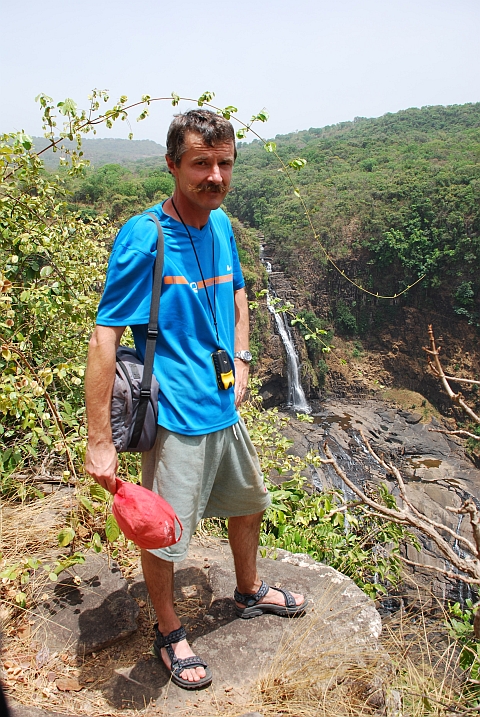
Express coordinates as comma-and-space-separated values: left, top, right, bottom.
283, 397, 480, 602
33, 553, 139, 656
16, 540, 388, 716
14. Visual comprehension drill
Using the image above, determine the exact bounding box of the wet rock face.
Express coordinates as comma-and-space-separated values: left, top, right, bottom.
282, 398, 480, 602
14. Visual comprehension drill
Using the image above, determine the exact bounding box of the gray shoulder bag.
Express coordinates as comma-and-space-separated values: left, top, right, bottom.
110, 213, 164, 453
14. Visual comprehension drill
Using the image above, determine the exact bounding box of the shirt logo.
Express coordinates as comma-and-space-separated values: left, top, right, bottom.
190, 282, 198, 293
226, 265, 232, 271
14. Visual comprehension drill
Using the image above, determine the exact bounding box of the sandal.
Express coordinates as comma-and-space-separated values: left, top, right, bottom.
153, 624, 212, 690
234, 580, 308, 619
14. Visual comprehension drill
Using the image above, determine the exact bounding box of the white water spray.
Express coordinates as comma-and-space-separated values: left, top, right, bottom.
267, 292, 311, 414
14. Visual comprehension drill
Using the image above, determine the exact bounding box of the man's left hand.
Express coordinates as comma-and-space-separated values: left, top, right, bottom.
234, 359, 249, 407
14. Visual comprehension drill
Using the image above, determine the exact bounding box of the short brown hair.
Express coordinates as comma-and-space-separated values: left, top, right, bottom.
166, 109, 237, 165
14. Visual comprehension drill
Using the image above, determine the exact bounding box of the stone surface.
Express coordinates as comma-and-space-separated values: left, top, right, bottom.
9, 704, 80, 717
94, 540, 385, 714
32, 553, 139, 655
7, 539, 387, 716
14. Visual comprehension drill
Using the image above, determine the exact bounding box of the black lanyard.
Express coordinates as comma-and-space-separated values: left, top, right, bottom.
170, 197, 220, 346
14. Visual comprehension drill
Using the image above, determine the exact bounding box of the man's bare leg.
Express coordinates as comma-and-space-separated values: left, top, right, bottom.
141, 549, 206, 683
228, 512, 305, 607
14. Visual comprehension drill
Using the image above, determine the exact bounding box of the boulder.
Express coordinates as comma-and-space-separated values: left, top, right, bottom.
32, 553, 139, 655
96, 540, 386, 714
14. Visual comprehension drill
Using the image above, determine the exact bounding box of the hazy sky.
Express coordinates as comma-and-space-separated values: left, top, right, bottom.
2, 0, 479, 144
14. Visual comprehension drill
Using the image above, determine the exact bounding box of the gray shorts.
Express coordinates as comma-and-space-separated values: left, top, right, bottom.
141, 417, 271, 562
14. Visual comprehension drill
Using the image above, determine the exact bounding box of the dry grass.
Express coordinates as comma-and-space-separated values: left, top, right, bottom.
215, 589, 468, 717
0, 489, 74, 563
380, 388, 442, 423
381, 589, 465, 717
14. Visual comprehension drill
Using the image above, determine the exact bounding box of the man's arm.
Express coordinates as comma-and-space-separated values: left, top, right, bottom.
233, 287, 250, 408
84, 324, 125, 494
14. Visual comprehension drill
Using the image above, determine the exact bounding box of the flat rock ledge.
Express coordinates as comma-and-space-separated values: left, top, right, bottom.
32, 553, 139, 656
10, 539, 390, 716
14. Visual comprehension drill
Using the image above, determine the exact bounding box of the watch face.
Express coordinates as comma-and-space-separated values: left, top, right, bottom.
235, 350, 252, 362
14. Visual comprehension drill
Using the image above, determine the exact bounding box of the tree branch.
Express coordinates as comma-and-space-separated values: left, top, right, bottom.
424, 325, 480, 424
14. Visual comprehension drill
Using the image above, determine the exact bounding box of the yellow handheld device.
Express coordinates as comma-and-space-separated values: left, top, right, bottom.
211, 350, 235, 390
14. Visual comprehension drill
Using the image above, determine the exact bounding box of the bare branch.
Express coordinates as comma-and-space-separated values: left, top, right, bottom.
365, 439, 478, 554
442, 376, 480, 387
323, 440, 480, 583
424, 325, 480, 424
456, 499, 480, 557
430, 428, 480, 441
399, 555, 480, 585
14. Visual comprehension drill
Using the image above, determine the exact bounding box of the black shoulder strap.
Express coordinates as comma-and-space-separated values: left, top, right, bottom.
130, 212, 164, 448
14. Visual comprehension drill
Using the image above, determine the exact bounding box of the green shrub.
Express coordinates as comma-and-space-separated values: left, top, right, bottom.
335, 300, 357, 334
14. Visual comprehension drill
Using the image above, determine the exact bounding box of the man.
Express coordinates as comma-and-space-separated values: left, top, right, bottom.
85, 109, 306, 690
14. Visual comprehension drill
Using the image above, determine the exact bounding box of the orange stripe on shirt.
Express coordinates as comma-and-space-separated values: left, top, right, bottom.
163, 273, 233, 288
163, 276, 189, 285
198, 273, 233, 289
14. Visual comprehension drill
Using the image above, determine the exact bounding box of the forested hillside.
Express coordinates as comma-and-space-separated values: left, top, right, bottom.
66, 103, 480, 319
226, 103, 480, 306
33, 136, 166, 170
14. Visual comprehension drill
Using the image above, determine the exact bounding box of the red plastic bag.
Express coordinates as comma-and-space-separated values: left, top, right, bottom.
112, 478, 182, 549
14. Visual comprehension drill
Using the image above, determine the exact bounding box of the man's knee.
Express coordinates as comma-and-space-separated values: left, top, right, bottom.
228, 511, 264, 528
141, 548, 174, 574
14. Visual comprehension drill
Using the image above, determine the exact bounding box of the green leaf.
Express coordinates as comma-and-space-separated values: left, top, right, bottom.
57, 527, 76, 547
90, 484, 107, 502
221, 105, 238, 119
252, 109, 269, 123
40, 266, 53, 278
105, 514, 120, 542
197, 91, 215, 106
288, 157, 307, 171
15, 591, 27, 607
92, 532, 102, 553
78, 495, 95, 515
264, 142, 276, 153
57, 98, 77, 116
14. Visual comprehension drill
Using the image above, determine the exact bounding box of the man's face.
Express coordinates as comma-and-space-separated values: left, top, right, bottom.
166, 131, 235, 214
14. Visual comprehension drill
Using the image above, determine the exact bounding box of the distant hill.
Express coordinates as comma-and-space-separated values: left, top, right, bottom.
33, 136, 166, 169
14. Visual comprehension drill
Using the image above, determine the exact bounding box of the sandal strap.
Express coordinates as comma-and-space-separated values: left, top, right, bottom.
169, 653, 208, 676
234, 580, 269, 607
234, 582, 297, 609
271, 585, 296, 608
154, 624, 186, 648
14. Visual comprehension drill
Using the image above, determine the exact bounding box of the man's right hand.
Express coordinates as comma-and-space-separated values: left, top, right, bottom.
85, 441, 118, 495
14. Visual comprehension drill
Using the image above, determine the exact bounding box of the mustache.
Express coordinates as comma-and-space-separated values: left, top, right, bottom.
187, 182, 230, 195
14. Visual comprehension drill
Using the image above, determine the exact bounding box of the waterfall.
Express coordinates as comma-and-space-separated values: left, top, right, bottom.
267, 292, 311, 414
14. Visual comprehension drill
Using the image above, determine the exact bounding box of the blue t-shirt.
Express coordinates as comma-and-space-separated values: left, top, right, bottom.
96, 203, 245, 435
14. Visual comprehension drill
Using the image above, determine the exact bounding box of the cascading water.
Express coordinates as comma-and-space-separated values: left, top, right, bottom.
266, 292, 311, 414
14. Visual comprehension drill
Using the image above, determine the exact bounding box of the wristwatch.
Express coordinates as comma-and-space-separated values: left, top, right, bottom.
234, 350, 253, 363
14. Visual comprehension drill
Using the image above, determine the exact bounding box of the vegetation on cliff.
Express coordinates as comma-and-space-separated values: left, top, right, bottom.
227, 103, 480, 300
